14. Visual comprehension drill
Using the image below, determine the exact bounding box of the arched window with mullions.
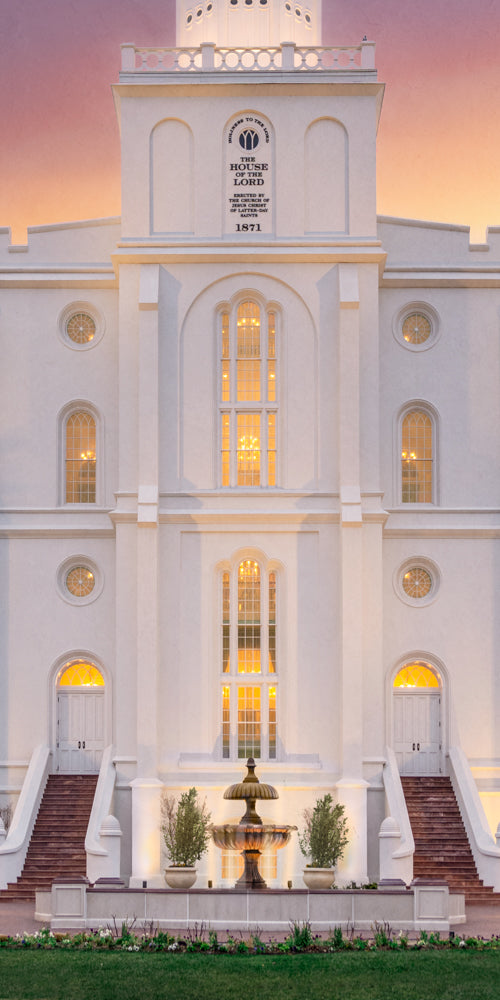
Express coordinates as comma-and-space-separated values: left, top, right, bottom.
221, 559, 278, 761
220, 301, 278, 488
400, 408, 435, 504
65, 410, 97, 503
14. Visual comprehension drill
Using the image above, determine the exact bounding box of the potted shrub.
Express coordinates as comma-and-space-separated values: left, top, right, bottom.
299, 793, 349, 889
161, 787, 211, 888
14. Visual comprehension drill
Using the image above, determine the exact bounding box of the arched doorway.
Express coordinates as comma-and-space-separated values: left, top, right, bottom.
56, 661, 105, 773
393, 662, 442, 775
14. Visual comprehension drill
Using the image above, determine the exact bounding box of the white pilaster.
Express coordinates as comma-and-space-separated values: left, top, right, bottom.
337, 263, 368, 883
131, 265, 162, 884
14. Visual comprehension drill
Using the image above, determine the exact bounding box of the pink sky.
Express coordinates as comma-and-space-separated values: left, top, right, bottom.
2, 0, 499, 243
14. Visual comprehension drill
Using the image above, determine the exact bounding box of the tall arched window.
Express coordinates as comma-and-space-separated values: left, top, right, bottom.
65, 410, 96, 503
220, 301, 278, 487
401, 409, 433, 503
221, 559, 277, 760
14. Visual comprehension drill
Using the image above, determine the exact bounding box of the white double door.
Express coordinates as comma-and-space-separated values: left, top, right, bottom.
56, 689, 104, 773
393, 691, 442, 775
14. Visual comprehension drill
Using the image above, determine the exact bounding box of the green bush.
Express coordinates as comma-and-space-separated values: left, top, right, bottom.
161, 788, 211, 867
298, 793, 349, 868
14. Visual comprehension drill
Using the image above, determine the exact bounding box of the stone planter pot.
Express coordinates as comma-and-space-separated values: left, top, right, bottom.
302, 868, 335, 889
164, 866, 197, 889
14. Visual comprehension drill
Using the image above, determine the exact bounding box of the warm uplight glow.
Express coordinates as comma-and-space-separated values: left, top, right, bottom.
59, 662, 104, 687
394, 663, 439, 688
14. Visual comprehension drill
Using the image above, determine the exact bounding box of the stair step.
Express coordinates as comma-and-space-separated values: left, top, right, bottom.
0, 775, 97, 902
402, 776, 500, 903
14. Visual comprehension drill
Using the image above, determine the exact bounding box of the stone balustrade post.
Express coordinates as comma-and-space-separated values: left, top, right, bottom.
281, 43, 296, 71
121, 44, 137, 72
361, 40, 376, 69
378, 816, 407, 887
98, 815, 122, 880
201, 43, 215, 70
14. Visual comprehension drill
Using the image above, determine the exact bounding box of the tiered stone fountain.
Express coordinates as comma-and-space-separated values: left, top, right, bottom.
209, 758, 297, 889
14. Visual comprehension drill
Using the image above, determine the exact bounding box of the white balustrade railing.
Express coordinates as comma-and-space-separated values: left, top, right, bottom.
121, 41, 375, 74
0, 745, 51, 890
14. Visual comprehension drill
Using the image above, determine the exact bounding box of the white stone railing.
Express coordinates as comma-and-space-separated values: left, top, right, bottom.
448, 746, 500, 893
121, 41, 375, 74
85, 745, 119, 884
382, 746, 414, 885
0, 745, 51, 890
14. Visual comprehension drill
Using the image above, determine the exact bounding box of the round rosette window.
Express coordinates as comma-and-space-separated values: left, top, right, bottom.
58, 302, 104, 351
395, 558, 440, 607
57, 556, 103, 605
393, 302, 440, 352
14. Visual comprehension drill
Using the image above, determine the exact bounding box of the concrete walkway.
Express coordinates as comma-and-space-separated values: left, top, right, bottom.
0, 899, 499, 940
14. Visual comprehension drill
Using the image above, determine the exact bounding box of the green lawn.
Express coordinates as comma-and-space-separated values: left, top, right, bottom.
0, 951, 499, 1000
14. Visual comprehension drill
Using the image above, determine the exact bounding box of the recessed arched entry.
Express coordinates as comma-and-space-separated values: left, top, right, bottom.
56, 660, 105, 773
392, 661, 442, 775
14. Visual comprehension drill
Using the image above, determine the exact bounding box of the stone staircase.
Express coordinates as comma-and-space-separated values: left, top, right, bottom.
402, 776, 499, 903
0, 774, 97, 901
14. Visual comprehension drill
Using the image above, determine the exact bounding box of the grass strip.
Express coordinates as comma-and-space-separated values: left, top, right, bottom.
0, 950, 499, 1000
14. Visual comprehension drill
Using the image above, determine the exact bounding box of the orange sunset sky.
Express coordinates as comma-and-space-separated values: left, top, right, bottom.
1, 0, 500, 244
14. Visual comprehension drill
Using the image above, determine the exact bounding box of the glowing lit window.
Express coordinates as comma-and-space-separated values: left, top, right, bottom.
66, 312, 96, 345
394, 303, 440, 352
402, 567, 432, 599
59, 302, 103, 351
401, 410, 433, 503
402, 312, 431, 345
394, 663, 439, 688
65, 411, 96, 504
221, 560, 278, 761
58, 662, 104, 687
66, 565, 95, 597
221, 846, 277, 881
219, 302, 278, 487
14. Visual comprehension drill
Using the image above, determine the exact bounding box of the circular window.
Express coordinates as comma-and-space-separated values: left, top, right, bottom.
402, 567, 432, 599
395, 558, 439, 607
187, 13, 193, 23
59, 302, 104, 351
393, 302, 440, 352
402, 312, 431, 346
66, 565, 95, 598
66, 312, 96, 345
57, 556, 103, 605
305, 12, 311, 22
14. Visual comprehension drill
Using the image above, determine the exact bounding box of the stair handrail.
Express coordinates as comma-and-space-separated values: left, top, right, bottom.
448, 745, 500, 892
0, 744, 51, 890
382, 746, 414, 879
85, 746, 116, 880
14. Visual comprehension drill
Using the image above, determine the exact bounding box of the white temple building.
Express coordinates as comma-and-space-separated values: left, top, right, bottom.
1, 0, 500, 894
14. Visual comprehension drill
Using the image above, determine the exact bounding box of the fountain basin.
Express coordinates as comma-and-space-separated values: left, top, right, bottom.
210, 823, 296, 853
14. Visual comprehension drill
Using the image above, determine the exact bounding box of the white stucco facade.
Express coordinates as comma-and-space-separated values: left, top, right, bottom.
1, 0, 500, 888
